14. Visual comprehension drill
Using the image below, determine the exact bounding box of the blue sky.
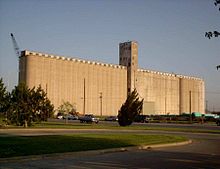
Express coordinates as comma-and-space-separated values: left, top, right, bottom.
0, 0, 219, 111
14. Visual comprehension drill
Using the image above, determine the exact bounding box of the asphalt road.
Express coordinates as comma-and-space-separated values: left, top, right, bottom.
0, 126, 220, 169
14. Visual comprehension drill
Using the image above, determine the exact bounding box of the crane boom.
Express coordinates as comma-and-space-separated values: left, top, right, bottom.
10, 33, 20, 58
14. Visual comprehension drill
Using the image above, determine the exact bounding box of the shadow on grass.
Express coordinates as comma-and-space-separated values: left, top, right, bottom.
0, 135, 133, 158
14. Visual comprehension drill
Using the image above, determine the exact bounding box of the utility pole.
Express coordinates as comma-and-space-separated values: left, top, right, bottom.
99, 92, 103, 116
206, 100, 208, 113
165, 96, 167, 115
189, 90, 192, 123
83, 78, 86, 115
165, 78, 167, 115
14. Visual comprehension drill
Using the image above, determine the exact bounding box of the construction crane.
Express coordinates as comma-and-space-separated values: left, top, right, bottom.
10, 33, 20, 58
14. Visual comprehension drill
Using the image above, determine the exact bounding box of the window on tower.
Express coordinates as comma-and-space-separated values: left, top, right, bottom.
128, 88, 131, 93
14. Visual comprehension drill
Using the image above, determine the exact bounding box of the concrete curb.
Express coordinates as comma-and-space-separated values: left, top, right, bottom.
138, 140, 192, 150
0, 140, 192, 163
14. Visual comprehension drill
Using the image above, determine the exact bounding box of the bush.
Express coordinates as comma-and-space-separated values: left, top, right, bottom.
118, 89, 143, 126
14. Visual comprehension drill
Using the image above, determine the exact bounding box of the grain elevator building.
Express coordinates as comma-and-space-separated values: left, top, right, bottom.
19, 41, 205, 116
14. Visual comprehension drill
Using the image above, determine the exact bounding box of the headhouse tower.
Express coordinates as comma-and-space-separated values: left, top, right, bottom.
119, 41, 138, 94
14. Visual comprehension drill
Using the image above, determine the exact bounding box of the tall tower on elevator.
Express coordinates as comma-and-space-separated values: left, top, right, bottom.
119, 41, 138, 94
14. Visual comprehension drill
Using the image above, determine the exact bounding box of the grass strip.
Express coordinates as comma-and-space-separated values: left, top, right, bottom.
31, 122, 220, 134
0, 134, 187, 158
1, 121, 219, 134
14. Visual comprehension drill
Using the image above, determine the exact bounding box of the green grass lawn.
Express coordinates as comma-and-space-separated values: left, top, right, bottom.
0, 134, 187, 158
1, 120, 219, 134
30, 121, 220, 134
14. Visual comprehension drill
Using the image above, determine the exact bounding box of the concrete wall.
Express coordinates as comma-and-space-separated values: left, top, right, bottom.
19, 41, 205, 116
136, 69, 180, 115
179, 77, 205, 114
20, 51, 127, 116
136, 69, 205, 115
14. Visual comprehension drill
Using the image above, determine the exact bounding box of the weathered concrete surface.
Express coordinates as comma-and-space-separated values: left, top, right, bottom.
19, 41, 205, 116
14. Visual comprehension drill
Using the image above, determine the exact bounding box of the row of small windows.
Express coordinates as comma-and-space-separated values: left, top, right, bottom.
122, 46, 131, 50
120, 57, 129, 61
27, 52, 127, 69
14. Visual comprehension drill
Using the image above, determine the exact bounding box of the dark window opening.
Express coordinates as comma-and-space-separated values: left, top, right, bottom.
128, 88, 131, 93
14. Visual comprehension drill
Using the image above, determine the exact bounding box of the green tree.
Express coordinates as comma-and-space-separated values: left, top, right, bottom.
0, 78, 9, 114
7, 83, 54, 127
7, 83, 31, 127
30, 85, 54, 122
118, 89, 143, 126
0, 78, 10, 125
215, 0, 220, 10
57, 101, 77, 116
205, 0, 220, 70
205, 0, 220, 39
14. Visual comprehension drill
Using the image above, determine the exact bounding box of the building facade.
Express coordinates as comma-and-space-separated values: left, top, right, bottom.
19, 41, 205, 116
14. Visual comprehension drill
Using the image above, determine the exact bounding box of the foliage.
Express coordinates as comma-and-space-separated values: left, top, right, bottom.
0, 78, 10, 114
205, 0, 220, 39
57, 101, 77, 116
205, 0, 220, 70
7, 83, 54, 127
214, 0, 220, 11
7, 83, 28, 126
0, 78, 10, 126
118, 89, 143, 126
30, 86, 54, 121
205, 31, 220, 39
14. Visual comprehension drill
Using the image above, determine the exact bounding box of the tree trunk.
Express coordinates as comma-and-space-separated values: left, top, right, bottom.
24, 120, 28, 128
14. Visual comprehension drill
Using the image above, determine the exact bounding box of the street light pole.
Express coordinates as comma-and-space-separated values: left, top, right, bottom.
189, 90, 192, 123
206, 100, 208, 113
100, 92, 102, 117
165, 96, 167, 115
83, 78, 86, 115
